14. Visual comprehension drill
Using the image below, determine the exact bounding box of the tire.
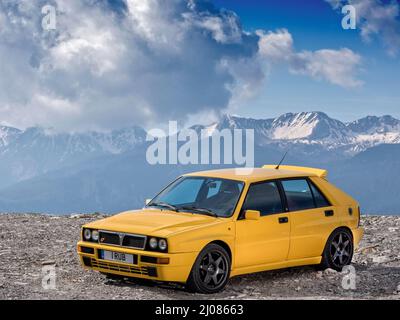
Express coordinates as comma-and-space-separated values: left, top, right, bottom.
320, 228, 354, 271
186, 243, 231, 294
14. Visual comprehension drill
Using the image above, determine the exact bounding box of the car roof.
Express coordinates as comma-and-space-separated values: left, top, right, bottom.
184, 167, 318, 183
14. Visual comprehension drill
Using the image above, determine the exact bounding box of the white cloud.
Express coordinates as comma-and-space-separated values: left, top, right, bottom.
290, 48, 363, 87
0, 0, 364, 132
326, 0, 400, 56
184, 8, 243, 44
256, 29, 293, 61
257, 29, 363, 88
0, 0, 266, 131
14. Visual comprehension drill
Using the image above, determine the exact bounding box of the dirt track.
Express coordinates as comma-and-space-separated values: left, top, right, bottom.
0, 213, 399, 300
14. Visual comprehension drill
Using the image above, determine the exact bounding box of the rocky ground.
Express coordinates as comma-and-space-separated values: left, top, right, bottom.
0, 213, 399, 300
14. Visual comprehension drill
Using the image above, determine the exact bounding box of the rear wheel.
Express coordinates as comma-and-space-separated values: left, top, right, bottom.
320, 228, 354, 271
186, 244, 231, 294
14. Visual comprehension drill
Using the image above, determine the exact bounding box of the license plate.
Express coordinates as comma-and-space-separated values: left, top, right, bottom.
100, 250, 134, 264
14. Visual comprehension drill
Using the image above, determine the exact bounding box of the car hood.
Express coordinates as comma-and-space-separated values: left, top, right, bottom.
84, 208, 225, 237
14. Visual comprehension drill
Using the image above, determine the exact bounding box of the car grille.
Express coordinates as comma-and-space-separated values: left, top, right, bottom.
90, 259, 157, 277
99, 231, 120, 245
122, 235, 146, 248
99, 231, 146, 249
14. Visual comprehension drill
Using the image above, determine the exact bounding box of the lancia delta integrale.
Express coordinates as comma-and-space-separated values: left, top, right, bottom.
77, 165, 363, 293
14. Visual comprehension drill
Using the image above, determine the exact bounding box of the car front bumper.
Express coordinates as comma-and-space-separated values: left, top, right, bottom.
77, 241, 197, 283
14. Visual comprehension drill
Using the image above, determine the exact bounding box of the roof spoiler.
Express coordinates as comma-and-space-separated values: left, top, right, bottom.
262, 165, 328, 179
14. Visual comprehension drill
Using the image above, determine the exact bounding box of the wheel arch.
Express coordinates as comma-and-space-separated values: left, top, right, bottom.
208, 240, 232, 262
325, 225, 353, 241
333, 226, 353, 239
322, 225, 354, 255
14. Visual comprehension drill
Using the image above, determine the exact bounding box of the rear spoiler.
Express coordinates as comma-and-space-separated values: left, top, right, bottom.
262, 165, 328, 179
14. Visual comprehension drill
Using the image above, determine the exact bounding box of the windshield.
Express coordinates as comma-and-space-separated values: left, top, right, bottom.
148, 176, 244, 217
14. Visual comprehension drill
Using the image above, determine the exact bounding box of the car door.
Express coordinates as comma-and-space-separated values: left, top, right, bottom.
234, 181, 290, 269
280, 178, 338, 260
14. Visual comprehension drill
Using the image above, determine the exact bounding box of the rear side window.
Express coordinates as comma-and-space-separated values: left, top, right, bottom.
309, 181, 331, 208
281, 179, 315, 211
242, 181, 284, 216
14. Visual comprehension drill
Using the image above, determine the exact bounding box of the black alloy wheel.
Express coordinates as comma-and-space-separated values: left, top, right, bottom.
186, 244, 231, 293
320, 228, 354, 271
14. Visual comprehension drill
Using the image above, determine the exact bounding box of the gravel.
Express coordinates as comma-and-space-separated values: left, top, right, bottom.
0, 213, 399, 300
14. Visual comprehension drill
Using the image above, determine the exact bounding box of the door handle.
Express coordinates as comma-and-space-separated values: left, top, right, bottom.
278, 217, 289, 224
325, 210, 334, 217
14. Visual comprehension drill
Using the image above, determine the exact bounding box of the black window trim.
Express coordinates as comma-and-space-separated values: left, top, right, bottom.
238, 179, 286, 220
306, 178, 332, 208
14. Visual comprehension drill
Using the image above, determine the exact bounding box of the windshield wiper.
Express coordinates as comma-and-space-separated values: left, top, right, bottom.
178, 206, 218, 217
148, 202, 178, 212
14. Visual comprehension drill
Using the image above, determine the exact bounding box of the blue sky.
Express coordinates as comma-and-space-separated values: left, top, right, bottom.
212, 0, 400, 121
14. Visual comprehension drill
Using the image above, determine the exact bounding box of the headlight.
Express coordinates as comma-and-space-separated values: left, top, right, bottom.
91, 230, 99, 241
147, 237, 168, 252
149, 237, 158, 249
83, 229, 91, 240
158, 239, 167, 251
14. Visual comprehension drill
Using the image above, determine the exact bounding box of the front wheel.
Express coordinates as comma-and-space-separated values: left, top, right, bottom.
186, 244, 231, 294
320, 228, 354, 271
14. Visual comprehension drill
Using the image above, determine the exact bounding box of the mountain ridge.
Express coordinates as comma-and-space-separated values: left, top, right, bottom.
2, 111, 400, 154
0, 111, 400, 214
1, 111, 399, 187
204, 112, 400, 151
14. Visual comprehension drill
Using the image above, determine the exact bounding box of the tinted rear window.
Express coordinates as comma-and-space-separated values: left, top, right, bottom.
309, 181, 331, 208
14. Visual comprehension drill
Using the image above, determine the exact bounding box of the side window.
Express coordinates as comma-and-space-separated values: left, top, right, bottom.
242, 181, 284, 216
309, 181, 331, 208
281, 179, 315, 211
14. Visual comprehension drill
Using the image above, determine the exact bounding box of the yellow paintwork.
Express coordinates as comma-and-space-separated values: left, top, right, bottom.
78, 165, 364, 283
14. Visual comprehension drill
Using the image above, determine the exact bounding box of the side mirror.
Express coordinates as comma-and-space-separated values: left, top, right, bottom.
244, 210, 260, 220
145, 199, 151, 205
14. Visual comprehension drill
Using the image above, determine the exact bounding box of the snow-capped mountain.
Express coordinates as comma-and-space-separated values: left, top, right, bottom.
270, 112, 352, 143
0, 125, 147, 187
0, 111, 400, 214
1, 111, 399, 181
0, 126, 147, 156
347, 115, 400, 134
204, 112, 400, 153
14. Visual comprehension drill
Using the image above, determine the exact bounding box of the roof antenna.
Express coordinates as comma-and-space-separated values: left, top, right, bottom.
275, 150, 288, 170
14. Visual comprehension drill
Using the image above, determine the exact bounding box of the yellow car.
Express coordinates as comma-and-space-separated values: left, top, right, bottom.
77, 165, 364, 293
